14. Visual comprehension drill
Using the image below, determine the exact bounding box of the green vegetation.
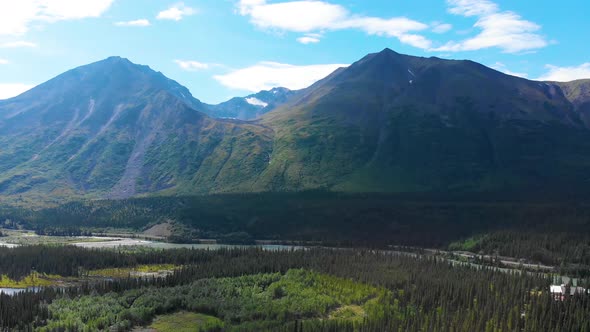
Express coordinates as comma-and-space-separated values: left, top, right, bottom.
329, 304, 367, 323
0, 272, 58, 288
2, 192, 590, 273
2, 50, 590, 201
149, 312, 224, 332
2, 46, 590, 332
0, 246, 588, 331
556, 79, 590, 104
41, 269, 383, 331
259, 49, 590, 194
0, 56, 273, 201
448, 235, 487, 252
0, 263, 179, 288
457, 230, 590, 268
88, 264, 177, 278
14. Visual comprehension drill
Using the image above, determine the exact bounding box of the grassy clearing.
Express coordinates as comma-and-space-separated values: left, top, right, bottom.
87, 264, 177, 278
329, 305, 366, 322
0, 265, 178, 288
448, 235, 487, 252
149, 312, 224, 332
0, 272, 61, 288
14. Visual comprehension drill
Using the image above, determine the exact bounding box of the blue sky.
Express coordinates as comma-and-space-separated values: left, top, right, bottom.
0, 0, 588, 103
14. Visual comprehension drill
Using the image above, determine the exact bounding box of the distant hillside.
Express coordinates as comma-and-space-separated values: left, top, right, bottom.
554, 79, 590, 125
204, 87, 294, 120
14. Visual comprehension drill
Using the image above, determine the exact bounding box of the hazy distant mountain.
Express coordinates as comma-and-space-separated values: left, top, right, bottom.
204, 87, 294, 120
1, 50, 590, 200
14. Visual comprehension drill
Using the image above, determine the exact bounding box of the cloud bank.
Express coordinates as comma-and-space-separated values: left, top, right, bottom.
0, 83, 34, 100
237, 0, 432, 49
434, 0, 547, 53
537, 63, 590, 82
214, 61, 347, 92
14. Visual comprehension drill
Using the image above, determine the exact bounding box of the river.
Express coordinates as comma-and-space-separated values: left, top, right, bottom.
71, 237, 302, 250
0, 287, 40, 295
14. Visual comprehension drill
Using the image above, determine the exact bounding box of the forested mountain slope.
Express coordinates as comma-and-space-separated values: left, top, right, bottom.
259, 49, 590, 193
1, 50, 590, 199
0, 57, 272, 199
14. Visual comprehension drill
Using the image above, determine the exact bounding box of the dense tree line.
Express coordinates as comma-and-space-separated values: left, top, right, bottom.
0, 246, 259, 280
458, 231, 590, 268
0, 246, 588, 331
1, 192, 590, 266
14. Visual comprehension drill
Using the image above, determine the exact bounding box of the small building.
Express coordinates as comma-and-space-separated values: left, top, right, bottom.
550, 284, 587, 301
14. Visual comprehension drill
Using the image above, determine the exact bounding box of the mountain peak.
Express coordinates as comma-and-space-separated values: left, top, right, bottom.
378, 47, 399, 55
82, 56, 160, 76
97, 56, 134, 67
105, 55, 126, 61
5, 53, 204, 110
269, 87, 291, 93
103, 55, 131, 62
354, 47, 406, 68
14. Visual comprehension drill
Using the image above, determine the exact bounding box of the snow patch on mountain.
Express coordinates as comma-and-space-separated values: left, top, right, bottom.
245, 97, 268, 107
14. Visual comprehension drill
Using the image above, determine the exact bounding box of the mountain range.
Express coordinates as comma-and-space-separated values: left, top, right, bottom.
204, 87, 295, 120
0, 49, 589, 200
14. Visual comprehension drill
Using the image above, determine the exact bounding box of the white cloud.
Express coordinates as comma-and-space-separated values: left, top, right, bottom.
38, 0, 115, 20
431, 22, 452, 34
433, 0, 547, 53
0, 83, 34, 99
537, 63, 590, 82
297, 36, 320, 44
297, 33, 321, 44
0, 59, 9, 65
490, 62, 528, 78
0, 0, 114, 36
241, 1, 347, 32
214, 61, 347, 92
397, 33, 432, 49
115, 19, 150, 27
174, 59, 209, 71
157, 2, 197, 21
0, 41, 37, 48
237, 0, 432, 49
447, 0, 498, 16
